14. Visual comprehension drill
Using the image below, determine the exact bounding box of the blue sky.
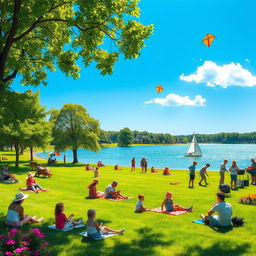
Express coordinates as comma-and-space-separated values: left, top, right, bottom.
11, 0, 256, 135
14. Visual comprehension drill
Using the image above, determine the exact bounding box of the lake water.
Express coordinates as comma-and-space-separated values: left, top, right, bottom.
37, 144, 256, 171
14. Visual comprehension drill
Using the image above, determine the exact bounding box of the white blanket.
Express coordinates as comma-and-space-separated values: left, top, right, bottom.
79, 231, 118, 240
48, 224, 86, 231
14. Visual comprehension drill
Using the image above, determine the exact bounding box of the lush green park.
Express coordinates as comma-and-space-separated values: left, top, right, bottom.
0, 151, 255, 256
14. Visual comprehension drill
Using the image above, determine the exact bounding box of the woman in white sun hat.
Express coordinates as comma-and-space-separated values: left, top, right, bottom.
5, 193, 44, 227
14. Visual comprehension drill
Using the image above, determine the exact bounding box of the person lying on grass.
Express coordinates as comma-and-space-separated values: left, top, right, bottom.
200, 192, 232, 227
163, 167, 171, 175
85, 164, 95, 171
135, 194, 150, 212
161, 192, 193, 212
94, 167, 101, 177
55, 203, 83, 230
86, 209, 125, 239
0, 166, 18, 182
151, 167, 158, 173
199, 164, 210, 186
6, 193, 44, 228
104, 181, 128, 199
35, 164, 53, 177
114, 165, 122, 170
88, 180, 102, 199
26, 172, 44, 192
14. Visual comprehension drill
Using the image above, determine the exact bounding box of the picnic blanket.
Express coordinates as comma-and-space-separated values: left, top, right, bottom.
85, 192, 131, 201
105, 196, 131, 201
48, 224, 86, 231
148, 207, 187, 216
170, 182, 181, 185
20, 187, 48, 193
79, 231, 118, 240
192, 219, 206, 225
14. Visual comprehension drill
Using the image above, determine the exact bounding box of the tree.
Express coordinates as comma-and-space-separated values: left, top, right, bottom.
118, 127, 133, 147
0, 90, 52, 167
0, 0, 153, 88
52, 104, 100, 163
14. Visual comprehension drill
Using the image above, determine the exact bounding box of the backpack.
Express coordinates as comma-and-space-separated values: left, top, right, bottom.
232, 217, 244, 227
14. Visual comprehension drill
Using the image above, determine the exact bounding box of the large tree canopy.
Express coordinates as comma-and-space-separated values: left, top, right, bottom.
0, 0, 153, 88
52, 104, 100, 163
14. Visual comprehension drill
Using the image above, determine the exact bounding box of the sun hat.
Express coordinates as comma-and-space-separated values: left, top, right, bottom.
27, 172, 35, 178
12, 193, 29, 203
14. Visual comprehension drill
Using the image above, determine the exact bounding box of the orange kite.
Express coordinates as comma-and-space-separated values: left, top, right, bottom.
155, 85, 164, 93
202, 33, 216, 47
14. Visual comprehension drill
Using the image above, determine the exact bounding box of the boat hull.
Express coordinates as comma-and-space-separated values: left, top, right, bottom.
184, 153, 202, 157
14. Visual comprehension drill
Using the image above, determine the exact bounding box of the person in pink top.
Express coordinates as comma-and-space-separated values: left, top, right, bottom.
55, 203, 82, 230
88, 180, 102, 199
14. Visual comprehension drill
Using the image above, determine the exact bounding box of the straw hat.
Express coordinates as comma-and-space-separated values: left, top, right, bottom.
27, 172, 35, 178
12, 193, 29, 203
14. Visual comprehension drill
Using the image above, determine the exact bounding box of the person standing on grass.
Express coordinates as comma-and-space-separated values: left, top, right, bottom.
219, 160, 228, 185
199, 164, 210, 186
140, 158, 146, 173
188, 161, 197, 188
200, 192, 232, 227
229, 161, 239, 190
131, 157, 136, 171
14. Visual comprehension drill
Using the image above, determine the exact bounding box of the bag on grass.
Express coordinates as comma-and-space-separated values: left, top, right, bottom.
232, 217, 244, 227
219, 184, 230, 194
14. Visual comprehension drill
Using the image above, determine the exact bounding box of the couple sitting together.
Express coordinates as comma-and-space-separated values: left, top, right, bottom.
88, 180, 128, 200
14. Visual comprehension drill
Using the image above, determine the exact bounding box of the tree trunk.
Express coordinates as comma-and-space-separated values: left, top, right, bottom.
30, 146, 33, 161
14, 143, 19, 168
72, 148, 78, 163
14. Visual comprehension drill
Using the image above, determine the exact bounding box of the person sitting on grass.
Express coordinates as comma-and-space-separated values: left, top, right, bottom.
199, 164, 210, 186
97, 161, 105, 167
35, 164, 53, 177
229, 161, 239, 190
161, 192, 193, 212
247, 158, 256, 185
55, 203, 82, 230
151, 167, 158, 173
114, 165, 122, 170
0, 166, 18, 182
200, 192, 232, 227
88, 180, 102, 199
104, 181, 128, 199
85, 164, 95, 171
86, 209, 125, 239
163, 167, 171, 175
94, 167, 101, 177
6, 193, 44, 228
26, 172, 44, 192
188, 161, 197, 188
135, 194, 150, 212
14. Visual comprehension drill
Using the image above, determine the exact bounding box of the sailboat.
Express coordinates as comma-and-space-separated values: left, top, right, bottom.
184, 134, 202, 157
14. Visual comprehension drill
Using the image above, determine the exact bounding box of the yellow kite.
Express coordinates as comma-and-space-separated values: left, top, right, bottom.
202, 33, 216, 48
155, 85, 164, 93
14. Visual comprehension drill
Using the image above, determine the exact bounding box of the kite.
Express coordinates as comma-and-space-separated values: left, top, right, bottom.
155, 85, 164, 94
202, 33, 216, 48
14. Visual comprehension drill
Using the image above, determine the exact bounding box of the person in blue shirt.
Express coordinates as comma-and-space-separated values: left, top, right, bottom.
188, 161, 197, 188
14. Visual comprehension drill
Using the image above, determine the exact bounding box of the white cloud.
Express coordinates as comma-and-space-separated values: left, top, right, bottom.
180, 61, 256, 88
144, 93, 206, 107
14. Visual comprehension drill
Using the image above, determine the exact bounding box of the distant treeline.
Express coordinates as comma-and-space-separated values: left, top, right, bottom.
100, 130, 256, 145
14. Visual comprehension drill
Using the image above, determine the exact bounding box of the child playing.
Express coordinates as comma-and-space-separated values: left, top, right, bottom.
161, 192, 193, 212
189, 161, 197, 188
86, 209, 125, 239
199, 164, 210, 186
135, 194, 150, 212
55, 203, 82, 230
94, 167, 101, 177
163, 167, 171, 175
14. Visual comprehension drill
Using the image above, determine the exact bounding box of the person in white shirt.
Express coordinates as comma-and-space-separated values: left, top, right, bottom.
200, 192, 232, 227
135, 194, 150, 212
104, 181, 128, 199
219, 160, 228, 185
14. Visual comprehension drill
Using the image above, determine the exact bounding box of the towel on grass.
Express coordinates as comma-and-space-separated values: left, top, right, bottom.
20, 187, 48, 193
48, 224, 86, 231
149, 207, 187, 216
79, 231, 118, 240
170, 182, 181, 185
192, 219, 206, 225
105, 196, 132, 201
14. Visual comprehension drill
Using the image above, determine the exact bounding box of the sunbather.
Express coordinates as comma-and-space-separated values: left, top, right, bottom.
161, 192, 192, 212
104, 181, 128, 199
135, 194, 150, 212
26, 172, 44, 192
6, 193, 44, 228
114, 165, 122, 170
88, 180, 102, 199
55, 202, 82, 230
0, 167, 18, 182
86, 209, 125, 239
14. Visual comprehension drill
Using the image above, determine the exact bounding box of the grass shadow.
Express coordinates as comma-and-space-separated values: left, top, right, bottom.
209, 225, 233, 233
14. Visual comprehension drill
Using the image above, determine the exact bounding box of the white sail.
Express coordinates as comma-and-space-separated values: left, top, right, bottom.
185, 134, 202, 157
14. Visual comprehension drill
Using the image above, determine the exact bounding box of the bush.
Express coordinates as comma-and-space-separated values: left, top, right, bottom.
0, 228, 50, 255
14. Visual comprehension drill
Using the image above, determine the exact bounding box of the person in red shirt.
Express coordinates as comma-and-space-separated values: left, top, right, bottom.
26, 173, 43, 192
88, 180, 102, 199
163, 167, 171, 175
55, 203, 82, 230
131, 157, 136, 172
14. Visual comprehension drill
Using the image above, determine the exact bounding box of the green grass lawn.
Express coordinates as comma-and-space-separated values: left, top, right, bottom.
0, 151, 255, 256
